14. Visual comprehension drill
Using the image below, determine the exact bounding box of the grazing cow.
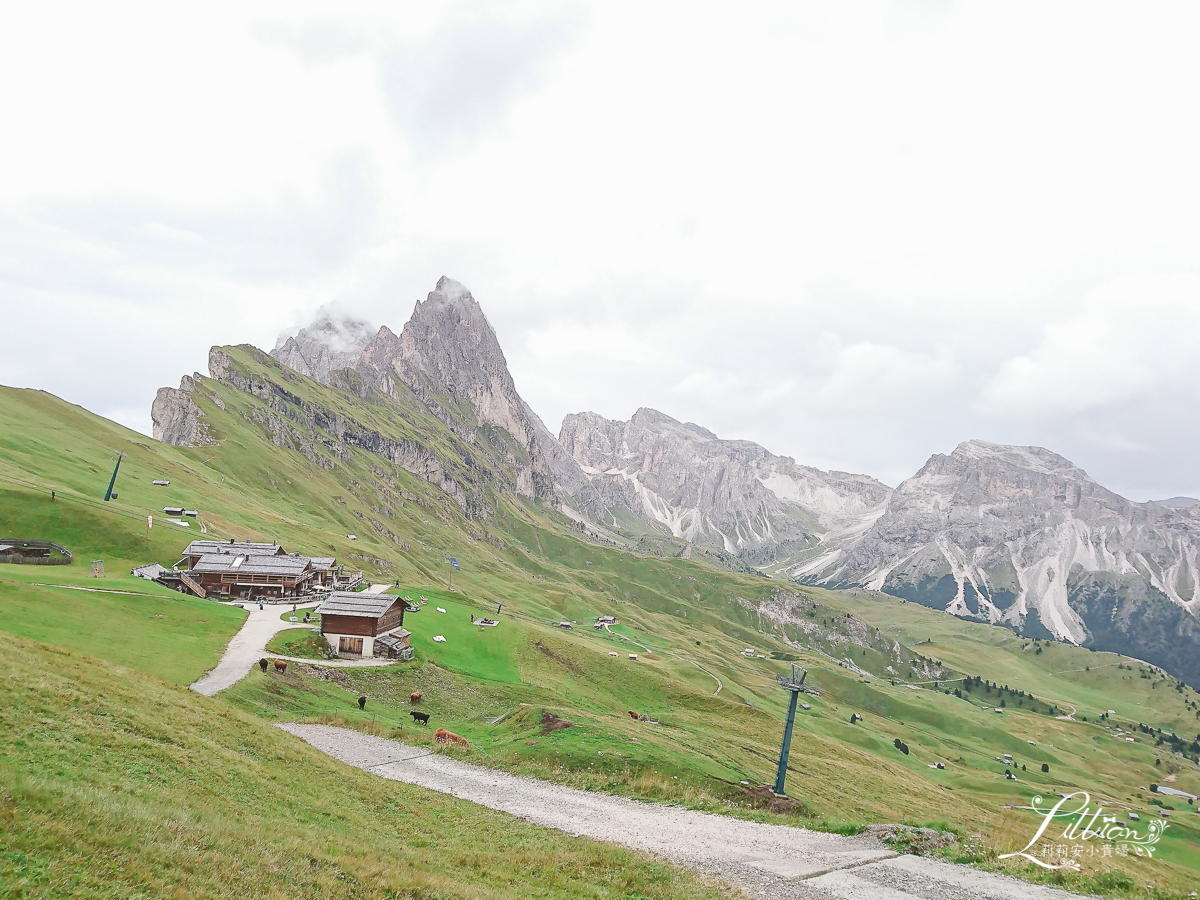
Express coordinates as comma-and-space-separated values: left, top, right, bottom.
358, 696, 367, 710
410, 710, 430, 725
259, 658, 268, 673
435, 728, 470, 749
628, 710, 641, 720
410, 691, 422, 704
273, 659, 287, 673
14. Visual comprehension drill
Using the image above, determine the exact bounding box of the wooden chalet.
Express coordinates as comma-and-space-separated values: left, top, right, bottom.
308, 556, 339, 589
318, 592, 412, 658
190, 553, 316, 600
170, 540, 360, 600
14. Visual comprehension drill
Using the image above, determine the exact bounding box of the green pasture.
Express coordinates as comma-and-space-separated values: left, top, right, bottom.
0, 575, 243, 685
391, 586, 522, 684
824, 589, 1200, 734
0, 635, 727, 900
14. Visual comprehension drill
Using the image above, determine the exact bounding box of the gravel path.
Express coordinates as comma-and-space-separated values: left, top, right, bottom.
279, 724, 1081, 900
191, 600, 406, 695
190, 602, 320, 695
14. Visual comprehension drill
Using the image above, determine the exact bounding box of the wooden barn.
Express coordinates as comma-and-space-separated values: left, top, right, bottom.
318, 592, 412, 659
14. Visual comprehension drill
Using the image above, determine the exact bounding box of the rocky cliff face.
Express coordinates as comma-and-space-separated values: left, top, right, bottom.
795, 440, 1200, 683
558, 407, 891, 556
270, 311, 375, 384
150, 374, 216, 447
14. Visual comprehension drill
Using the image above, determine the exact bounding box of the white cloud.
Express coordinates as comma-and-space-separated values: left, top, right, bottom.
2, 2, 1200, 500
814, 339, 957, 414
376, 12, 579, 157
978, 274, 1200, 419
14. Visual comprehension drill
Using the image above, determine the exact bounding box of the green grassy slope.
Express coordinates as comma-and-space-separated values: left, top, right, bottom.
0, 635, 727, 900
0, 575, 244, 684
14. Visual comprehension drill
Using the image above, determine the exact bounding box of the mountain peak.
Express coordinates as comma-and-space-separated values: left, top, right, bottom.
270, 307, 375, 384
430, 275, 472, 304
946, 439, 1093, 481
559, 405, 891, 551
1158, 496, 1200, 508
367, 277, 553, 501
629, 407, 718, 441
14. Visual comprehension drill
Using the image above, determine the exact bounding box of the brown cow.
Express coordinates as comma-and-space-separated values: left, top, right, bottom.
410, 691, 422, 704
628, 710, 641, 720
434, 727, 470, 749
273, 659, 287, 673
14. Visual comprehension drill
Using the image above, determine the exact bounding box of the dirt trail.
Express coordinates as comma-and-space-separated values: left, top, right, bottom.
604, 622, 723, 695
280, 724, 1077, 900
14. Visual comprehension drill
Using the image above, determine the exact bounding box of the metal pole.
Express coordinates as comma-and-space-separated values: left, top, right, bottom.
773, 688, 800, 796
104, 454, 124, 501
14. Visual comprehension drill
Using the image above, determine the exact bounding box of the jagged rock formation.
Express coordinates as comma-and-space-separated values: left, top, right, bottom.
270, 310, 375, 384
355, 278, 553, 501
156, 277, 554, 514
150, 375, 216, 447
557, 407, 891, 557
795, 440, 1200, 683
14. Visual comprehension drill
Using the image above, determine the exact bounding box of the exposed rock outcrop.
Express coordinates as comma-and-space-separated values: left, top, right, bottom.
355, 277, 554, 502
154, 277, 556, 515
151, 374, 216, 447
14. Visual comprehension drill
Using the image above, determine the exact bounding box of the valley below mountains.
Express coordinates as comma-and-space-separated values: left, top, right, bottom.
152, 277, 1200, 686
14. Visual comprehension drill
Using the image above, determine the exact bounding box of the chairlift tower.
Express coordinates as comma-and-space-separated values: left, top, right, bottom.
772, 664, 821, 798
104, 452, 126, 502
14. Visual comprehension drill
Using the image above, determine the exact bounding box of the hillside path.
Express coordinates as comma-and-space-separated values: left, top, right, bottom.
279, 724, 1078, 900
190, 602, 321, 695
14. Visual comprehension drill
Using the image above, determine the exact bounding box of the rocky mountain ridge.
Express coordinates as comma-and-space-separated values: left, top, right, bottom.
153, 277, 554, 515
794, 439, 1200, 683
556, 407, 892, 562
270, 310, 376, 384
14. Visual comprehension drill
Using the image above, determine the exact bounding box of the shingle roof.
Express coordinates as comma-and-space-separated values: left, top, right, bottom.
191, 554, 313, 576
184, 540, 285, 557
374, 631, 411, 648
308, 557, 336, 570
318, 592, 402, 618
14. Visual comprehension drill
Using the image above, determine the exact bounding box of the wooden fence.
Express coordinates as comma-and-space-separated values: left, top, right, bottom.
0, 540, 72, 566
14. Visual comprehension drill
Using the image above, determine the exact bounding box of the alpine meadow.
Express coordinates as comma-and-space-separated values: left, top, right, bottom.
2, 278, 1198, 900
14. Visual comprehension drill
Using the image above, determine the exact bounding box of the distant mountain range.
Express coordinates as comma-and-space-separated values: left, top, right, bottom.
151, 277, 1200, 685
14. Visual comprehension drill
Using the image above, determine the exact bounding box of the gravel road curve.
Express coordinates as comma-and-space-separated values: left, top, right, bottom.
279, 724, 1083, 900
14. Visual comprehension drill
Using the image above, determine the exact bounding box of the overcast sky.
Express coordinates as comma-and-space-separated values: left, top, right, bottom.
2, 2, 1198, 500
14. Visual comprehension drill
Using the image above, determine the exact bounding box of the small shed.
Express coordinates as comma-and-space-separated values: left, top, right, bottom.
373, 631, 414, 660
318, 591, 408, 657
132, 562, 169, 580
